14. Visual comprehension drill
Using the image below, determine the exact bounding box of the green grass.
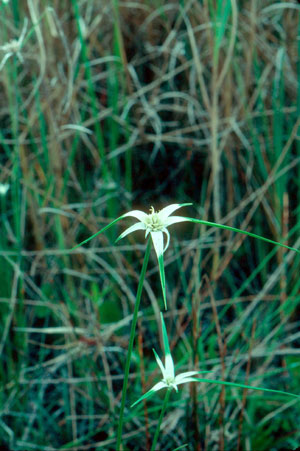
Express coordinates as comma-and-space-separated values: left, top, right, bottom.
0, 1, 300, 450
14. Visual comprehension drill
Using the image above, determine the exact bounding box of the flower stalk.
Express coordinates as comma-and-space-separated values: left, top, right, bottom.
116, 239, 151, 451
150, 388, 171, 451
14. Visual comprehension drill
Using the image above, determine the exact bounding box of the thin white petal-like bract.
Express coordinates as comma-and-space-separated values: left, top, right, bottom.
153, 349, 166, 378
117, 222, 146, 241
131, 381, 167, 408
150, 231, 164, 258
161, 228, 170, 252
123, 210, 148, 221
159, 203, 192, 221
174, 371, 201, 383
176, 377, 200, 387
164, 216, 190, 227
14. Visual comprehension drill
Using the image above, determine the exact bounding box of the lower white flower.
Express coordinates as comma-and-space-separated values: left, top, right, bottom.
131, 313, 204, 408
0, 18, 28, 71
0, 183, 9, 196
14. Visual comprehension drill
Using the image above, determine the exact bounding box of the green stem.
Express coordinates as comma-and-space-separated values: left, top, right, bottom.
151, 389, 172, 451
116, 239, 151, 450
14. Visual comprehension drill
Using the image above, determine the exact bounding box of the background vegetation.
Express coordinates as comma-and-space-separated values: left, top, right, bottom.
0, 0, 300, 450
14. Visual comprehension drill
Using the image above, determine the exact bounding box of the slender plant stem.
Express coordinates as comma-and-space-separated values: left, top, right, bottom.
151, 389, 171, 451
116, 239, 151, 451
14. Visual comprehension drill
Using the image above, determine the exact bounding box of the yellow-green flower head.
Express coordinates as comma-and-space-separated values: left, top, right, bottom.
144, 207, 164, 232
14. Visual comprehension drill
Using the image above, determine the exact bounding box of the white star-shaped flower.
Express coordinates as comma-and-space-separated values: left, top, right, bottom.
131, 313, 204, 408
115, 203, 191, 308
116, 204, 191, 256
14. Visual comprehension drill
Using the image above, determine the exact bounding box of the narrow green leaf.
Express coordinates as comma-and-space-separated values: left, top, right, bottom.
173, 445, 189, 451
184, 217, 300, 255
192, 377, 299, 399
71, 215, 125, 250
179, 202, 193, 208
131, 389, 157, 408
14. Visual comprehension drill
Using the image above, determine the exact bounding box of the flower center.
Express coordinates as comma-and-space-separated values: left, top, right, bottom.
2, 39, 20, 53
144, 207, 164, 231
164, 375, 175, 385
